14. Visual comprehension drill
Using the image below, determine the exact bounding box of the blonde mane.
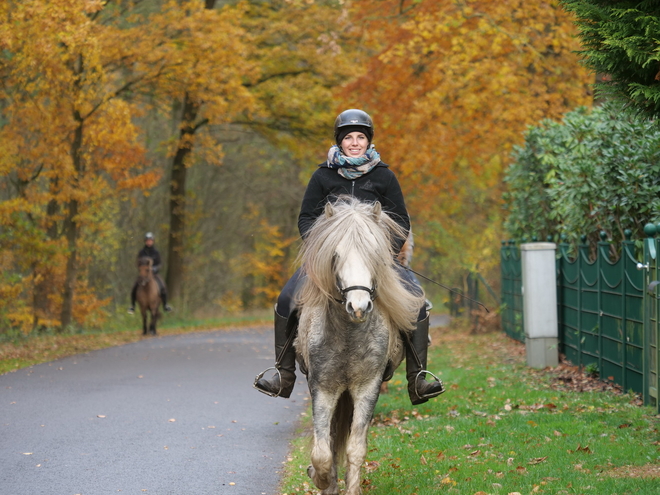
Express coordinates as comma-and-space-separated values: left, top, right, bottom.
296, 196, 424, 336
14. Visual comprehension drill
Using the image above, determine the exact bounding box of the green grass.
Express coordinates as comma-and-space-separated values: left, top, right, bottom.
0, 308, 270, 375
280, 320, 660, 495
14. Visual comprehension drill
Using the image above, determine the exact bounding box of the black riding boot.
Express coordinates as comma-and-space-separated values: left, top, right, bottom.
160, 289, 172, 312
154, 276, 172, 312
128, 283, 138, 314
253, 309, 297, 398
404, 314, 445, 405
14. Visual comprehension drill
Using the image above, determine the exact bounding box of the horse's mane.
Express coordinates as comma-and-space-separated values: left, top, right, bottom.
297, 196, 424, 333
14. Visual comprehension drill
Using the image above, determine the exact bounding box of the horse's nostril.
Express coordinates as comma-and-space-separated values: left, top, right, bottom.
366, 300, 374, 313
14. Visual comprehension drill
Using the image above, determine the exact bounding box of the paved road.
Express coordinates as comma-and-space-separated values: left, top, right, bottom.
1, 315, 451, 495
1, 327, 310, 495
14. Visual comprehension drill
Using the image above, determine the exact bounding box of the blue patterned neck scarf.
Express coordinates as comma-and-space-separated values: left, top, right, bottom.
322, 144, 381, 180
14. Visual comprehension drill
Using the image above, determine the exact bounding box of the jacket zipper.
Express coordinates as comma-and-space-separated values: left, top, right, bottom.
351, 180, 355, 196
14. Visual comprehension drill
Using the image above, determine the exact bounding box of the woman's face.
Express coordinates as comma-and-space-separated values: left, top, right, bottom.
341, 131, 369, 158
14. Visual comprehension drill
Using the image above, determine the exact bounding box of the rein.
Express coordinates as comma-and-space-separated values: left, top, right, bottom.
405, 267, 491, 313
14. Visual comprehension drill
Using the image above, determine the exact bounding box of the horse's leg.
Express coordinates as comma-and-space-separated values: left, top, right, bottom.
141, 309, 148, 336
151, 306, 159, 335
308, 388, 340, 493
344, 383, 381, 495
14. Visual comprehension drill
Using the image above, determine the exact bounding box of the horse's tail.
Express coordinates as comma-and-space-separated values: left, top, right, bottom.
332, 390, 353, 467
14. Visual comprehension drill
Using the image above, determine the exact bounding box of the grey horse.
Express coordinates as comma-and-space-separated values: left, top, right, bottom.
295, 196, 424, 495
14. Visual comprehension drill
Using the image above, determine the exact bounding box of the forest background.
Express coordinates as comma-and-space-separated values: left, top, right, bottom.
0, 0, 594, 334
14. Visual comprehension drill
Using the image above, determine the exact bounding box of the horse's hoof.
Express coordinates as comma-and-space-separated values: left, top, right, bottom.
307, 464, 330, 490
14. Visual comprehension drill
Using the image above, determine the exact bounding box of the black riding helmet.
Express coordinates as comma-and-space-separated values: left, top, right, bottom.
334, 109, 374, 145
145, 232, 154, 241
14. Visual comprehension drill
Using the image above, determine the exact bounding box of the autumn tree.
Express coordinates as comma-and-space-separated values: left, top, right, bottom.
338, 0, 593, 290
150, 0, 256, 302
161, 0, 360, 303
0, 1, 178, 330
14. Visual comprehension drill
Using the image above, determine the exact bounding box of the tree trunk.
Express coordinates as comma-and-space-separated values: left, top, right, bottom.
166, 92, 200, 302
165, 0, 215, 303
60, 198, 79, 329
60, 113, 84, 330
32, 181, 59, 328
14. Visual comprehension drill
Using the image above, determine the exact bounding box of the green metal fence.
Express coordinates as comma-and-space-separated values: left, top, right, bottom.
500, 230, 660, 412
557, 233, 645, 396
500, 241, 523, 342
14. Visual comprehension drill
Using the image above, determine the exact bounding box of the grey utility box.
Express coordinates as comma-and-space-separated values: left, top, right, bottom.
521, 242, 559, 369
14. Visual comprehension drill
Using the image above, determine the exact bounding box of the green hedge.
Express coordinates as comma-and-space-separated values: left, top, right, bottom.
503, 102, 660, 247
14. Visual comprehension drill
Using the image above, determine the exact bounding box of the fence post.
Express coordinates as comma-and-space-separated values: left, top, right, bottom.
521, 242, 559, 368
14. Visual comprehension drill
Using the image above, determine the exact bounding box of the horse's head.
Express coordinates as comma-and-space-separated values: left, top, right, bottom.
137, 257, 153, 286
300, 196, 422, 331
326, 200, 382, 323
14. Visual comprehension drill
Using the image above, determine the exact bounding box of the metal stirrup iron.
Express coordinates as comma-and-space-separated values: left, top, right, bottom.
414, 370, 445, 399
253, 323, 297, 397
253, 367, 284, 398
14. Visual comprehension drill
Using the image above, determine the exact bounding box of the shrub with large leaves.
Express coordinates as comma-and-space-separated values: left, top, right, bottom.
504, 102, 660, 247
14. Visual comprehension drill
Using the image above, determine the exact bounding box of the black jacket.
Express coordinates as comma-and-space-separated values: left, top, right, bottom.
298, 162, 410, 253
138, 245, 162, 273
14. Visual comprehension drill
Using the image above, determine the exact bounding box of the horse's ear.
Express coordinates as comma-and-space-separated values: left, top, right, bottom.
324, 202, 335, 218
372, 201, 382, 220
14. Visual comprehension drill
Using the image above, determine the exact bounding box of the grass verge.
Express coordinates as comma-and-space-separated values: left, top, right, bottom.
0, 309, 270, 375
280, 319, 660, 495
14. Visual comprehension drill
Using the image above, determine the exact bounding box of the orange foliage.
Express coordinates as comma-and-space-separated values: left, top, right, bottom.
340, 0, 593, 276
236, 205, 299, 308
0, 1, 165, 328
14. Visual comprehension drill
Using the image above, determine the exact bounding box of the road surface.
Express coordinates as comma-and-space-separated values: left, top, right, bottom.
1, 327, 309, 495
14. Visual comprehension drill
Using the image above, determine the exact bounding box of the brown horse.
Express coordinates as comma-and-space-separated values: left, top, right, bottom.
136, 257, 160, 336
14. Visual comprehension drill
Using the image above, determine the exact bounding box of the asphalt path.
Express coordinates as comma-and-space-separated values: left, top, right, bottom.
1, 315, 450, 495
1, 326, 311, 495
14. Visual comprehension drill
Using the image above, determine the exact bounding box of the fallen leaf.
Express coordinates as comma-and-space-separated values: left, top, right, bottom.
528, 456, 548, 465
420, 454, 427, 465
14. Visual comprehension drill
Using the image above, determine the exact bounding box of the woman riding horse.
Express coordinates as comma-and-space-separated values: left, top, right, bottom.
128, 232, 173, 314
254, 109, 445, 405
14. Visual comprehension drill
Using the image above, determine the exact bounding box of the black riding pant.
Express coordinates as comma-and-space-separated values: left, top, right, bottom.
276, 264, 426, 321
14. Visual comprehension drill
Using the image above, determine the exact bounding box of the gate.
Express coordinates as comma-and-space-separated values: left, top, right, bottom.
642, 225, 660, 410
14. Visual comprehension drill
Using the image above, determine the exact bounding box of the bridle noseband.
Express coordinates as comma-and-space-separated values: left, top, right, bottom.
333, 283, 377, 304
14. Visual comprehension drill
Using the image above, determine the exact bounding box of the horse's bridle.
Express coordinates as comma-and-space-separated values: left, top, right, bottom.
333, 282, 377, 304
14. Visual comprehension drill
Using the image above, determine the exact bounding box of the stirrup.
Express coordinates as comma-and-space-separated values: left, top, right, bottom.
414, 370, 446, 399
253, 367, 284, 398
